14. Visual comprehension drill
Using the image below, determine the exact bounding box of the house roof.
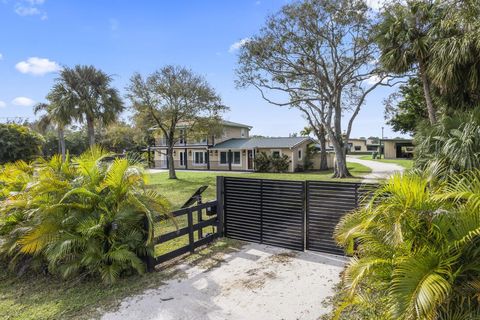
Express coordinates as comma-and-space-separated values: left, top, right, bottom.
211, 137, 313, 150
220, 120, 252, 129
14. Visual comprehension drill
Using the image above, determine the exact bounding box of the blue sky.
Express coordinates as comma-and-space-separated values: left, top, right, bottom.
0, 0, 405, 139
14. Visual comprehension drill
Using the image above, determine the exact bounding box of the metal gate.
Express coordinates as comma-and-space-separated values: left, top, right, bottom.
306, 181, 360, 255
220, 177, 373, 255
223, 177, 305, 251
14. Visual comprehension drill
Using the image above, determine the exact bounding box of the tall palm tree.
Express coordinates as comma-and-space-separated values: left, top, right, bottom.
49, 65, 124, 146
377, 1, 441, 124
33, 100, 73, 161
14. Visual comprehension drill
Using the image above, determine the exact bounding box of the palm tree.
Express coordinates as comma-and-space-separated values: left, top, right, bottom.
49, 65, 124, 146
0, 147, 171, 283
33, 100, 73, 161
334, 171, 480, 319
377, 1, 441, 124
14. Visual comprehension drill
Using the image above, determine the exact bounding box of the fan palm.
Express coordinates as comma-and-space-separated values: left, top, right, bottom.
34, 100, 74, 161
376, 1, 441, 124
334, 171, 480, 319
0, 147, 170, 283
48, 65, 124, 146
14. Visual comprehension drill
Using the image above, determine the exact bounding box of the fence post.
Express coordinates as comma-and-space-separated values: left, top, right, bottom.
142, 215, 156, 272
216, 176, 225, 237
197, 195, 203, 239
260, 179, 263, 244
187, 208, 195, 253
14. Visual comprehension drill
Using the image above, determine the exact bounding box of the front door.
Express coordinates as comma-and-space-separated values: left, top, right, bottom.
247, 150, 253, 170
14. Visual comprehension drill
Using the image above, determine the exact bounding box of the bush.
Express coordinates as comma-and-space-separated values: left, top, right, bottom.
0, 124, 44, 164
332, 171, 480, 319
0, 147, 170, 283
254, 152, 271, 172
271, 154, 290, 173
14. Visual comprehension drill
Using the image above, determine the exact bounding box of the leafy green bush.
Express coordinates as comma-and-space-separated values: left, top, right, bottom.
0, 123, 44, 164
414, 108, 480, 176
0, 147, 170, 283
254, 152, 271, 172
271, 154, 290, 173
333, 171, 480, 319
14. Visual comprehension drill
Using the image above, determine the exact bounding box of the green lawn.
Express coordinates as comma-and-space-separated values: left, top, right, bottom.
358, 155, 414, 169
147, 161, 372, 209
148, 162, 371, 256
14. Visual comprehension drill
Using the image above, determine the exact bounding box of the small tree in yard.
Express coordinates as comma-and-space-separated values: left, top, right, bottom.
236, 0, 400, 178
127, 65, 228, 179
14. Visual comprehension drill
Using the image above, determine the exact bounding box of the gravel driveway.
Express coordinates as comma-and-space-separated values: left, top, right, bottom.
101, 243, 346, 320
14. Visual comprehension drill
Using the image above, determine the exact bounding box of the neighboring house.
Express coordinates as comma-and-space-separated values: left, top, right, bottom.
381, 138, 414, 159
151, 120, 332, 172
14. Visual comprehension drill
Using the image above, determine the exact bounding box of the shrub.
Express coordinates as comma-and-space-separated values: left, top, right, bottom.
0, 147, 170, 283
254, 152, 271, 172
333, 171, 480, 319
0, 123, 44, 164
271, 154, 290, 173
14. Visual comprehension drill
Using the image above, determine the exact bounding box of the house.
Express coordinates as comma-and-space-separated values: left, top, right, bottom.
381, 138, 414, 159
151, 120, 333, 172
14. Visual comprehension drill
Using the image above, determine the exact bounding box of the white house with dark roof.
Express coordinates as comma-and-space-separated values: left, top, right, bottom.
151, 120, 333, 172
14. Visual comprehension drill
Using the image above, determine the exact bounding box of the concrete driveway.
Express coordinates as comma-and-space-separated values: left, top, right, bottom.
101, 243, 346, 320
347, 155, 404, 182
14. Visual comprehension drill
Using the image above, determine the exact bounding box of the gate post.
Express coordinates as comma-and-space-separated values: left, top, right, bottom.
216, 176, 225, 237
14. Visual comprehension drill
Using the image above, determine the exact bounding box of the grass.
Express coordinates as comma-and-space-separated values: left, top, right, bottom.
0, 238, 242, 320
148, 162, 371, 256
358, 155, 414, 169
147, 162, 372, 209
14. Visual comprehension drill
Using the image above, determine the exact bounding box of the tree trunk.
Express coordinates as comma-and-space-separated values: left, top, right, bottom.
58, 126, 66, 162
167, 143, 177, 179
86, 116, 95, 146
330, 137, 351, 178
419, 63, 437, 124
318, 125, 328, 171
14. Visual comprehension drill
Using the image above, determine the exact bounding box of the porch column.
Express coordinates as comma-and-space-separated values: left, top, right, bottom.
206, 150, 210, 170
185, 148, 188, 169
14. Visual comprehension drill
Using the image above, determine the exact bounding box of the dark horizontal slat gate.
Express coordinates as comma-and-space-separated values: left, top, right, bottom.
224, 177, 305, 251
306, 181, 361, 255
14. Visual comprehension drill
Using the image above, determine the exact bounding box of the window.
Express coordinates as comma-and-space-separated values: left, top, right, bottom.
241, 129, 246, 138
179, 129, 186, 144
354, 146, 361, 151
219, 151, 241, 165
193, 151, 207, 164
220, 151, 228, 164
232, 151, 241, 165
272, 150, 281, 158
179, 151, 185, 166
298, 149, 302, 160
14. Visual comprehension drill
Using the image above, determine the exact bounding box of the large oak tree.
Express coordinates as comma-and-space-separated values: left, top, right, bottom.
127, 65, 227, 179
236, 0, 396, 178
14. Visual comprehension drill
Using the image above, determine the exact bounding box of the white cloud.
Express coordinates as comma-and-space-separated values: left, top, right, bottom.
15, 6, 40, 16
229, 38, 251, 53
15, 57, 61, 76
0, 101, 6, 108
14, 0, 47, 19
366, 75, 381, 85
12, 97, 35, 107
0, 53, 3, 60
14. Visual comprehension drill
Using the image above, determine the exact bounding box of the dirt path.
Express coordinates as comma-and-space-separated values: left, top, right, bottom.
101, 243, 346, 320
347, 155, 404, 182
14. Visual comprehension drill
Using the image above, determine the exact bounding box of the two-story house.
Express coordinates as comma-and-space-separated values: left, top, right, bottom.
151, 120, 332, 172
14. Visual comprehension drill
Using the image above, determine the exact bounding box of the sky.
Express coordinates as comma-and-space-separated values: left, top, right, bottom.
0, 0, 405, 139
